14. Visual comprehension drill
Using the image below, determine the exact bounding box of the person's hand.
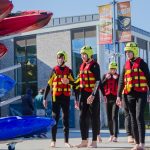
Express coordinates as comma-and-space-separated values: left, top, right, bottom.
113, 74, 118, 79
103, 96, 107, 103
61, 78, 69, 84
105, 73, 111, 79
116, 97, 122, 108
43, 99, 48, 109
75, 100, 79, 110
87, 95, 95, 104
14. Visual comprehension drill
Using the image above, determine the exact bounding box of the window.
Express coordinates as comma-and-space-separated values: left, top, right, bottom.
71, 27, 97, 77
14, 36, 37, 97
137, 38, 148, 63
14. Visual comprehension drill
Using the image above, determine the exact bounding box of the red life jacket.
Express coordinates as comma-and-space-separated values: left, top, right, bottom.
104, 73, 119, 96
79, 60, 96, 92
123, 57, 148, 94
52, 66, 71, 96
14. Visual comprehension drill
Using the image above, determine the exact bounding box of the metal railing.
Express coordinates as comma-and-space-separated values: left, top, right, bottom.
45, 14, 99, 27
44, 13, 150, 37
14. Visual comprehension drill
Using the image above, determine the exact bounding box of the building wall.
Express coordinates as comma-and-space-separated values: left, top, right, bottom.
36, 30, 72, 89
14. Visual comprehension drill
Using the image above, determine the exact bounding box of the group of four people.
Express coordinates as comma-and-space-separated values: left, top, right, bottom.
43, 42, 150, 150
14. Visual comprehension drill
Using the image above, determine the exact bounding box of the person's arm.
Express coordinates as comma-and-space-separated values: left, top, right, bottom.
69, 69, 80, 101
43, 69, 55, 108
140, 60, 150, 90
43, 85, 50, 100
117, 65, 125, 98
91, 62, 101, 96
101, 74, 107, 84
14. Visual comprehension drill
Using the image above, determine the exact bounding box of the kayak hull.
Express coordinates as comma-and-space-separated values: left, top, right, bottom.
0, 10, 53, 36
0, 116, 55, 140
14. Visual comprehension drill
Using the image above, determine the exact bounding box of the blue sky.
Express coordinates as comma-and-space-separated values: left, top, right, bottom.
11, 0, 149, 32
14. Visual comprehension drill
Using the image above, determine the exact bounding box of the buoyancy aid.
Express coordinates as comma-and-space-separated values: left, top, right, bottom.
123, 57, 148, 94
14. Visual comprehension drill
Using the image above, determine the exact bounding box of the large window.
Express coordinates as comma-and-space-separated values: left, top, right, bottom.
14, 36, 37, 97
71, 27, 97, 77
137, 38, 148, 63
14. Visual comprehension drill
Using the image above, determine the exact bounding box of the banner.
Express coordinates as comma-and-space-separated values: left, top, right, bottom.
98, 4, 113, 44
117, 1, 131, 42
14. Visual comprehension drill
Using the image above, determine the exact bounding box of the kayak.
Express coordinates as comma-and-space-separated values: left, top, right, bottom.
0, 74, 15, 97
0, 116, 55, 140
0, 10, 53, 36
0, 0, 13, 22
0, 43, 7, 58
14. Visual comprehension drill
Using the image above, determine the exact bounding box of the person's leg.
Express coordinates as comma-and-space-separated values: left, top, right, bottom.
106, 99, 114, 141
89, 98, 100, 148
136, 93, 147, 149
61, 95, 70, 144
127, 93, 139, 144
112, 100, 119, 141
76, 92, 89, 148
51, 97, 61, 147
97, 102, 102, 142
127, 92, 142, 150
123, 95, 134, 143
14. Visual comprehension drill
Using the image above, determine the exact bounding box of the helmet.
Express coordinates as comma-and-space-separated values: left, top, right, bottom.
124, 42, 139, 57
109, 61, 118, 70
80, 46, 93, 58
57, 50, 67, 62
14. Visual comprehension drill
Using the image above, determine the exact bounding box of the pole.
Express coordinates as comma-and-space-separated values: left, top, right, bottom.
112, 0, 116, 61
0, 96, 21, 107
0, 64, 21, 73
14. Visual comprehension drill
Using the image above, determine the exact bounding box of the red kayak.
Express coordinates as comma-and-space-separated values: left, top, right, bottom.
0, 0, 13, 22
0, 43, 7, 58
0, 10, 53, 36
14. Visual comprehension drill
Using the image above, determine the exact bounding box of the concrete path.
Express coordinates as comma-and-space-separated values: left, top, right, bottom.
0, 129, 150, 150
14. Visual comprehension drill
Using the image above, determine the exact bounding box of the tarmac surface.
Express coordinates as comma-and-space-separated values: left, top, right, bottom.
0, 129, 150, 150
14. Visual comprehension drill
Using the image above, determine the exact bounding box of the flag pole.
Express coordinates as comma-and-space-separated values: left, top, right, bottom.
112, 0, 117, 61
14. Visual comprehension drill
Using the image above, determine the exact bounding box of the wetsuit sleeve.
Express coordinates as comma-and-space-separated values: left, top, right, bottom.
91, 63, 104, 96
69, 69, 80, 101
140, 60, 150, 91
43, 69, 55, 100
102, 74, 107, 85
43, 85, 50, 100
117, 65, 125, 98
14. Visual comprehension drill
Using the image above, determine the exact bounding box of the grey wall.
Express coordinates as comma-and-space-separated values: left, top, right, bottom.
36, 30, 72, 89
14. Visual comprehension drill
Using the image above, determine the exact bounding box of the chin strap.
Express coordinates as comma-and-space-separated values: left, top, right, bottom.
59, 61, 65, 67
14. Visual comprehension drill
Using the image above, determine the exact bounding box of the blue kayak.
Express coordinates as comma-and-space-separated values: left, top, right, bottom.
0, 74, 16, 97
0, 116, 55, 140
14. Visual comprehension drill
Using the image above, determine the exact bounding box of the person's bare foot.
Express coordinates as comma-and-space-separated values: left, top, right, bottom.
76, 140, 88, 148
88, 141, 97, 148
50, 141, 56, 148
97, 135, 102, 143
128, 136, 135, 143
139, 143, 145, 150
131, 144, 140, 150
65, 142, 73, 148
112, 137, 118, 142
108, 135, 113, 142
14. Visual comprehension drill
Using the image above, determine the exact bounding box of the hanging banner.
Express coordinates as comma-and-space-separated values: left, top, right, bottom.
117, 1, 131, 42
98, 4, 113, 44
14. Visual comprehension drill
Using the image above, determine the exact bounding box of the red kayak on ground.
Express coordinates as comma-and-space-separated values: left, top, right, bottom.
0, 10, 53, 36
0, 0, 13, 22
0, 43, 7, 58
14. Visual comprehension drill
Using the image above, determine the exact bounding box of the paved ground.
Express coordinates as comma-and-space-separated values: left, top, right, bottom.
0, 129, 150, 150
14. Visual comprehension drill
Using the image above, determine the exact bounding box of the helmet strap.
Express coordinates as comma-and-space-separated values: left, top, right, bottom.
59, 61, 65, 67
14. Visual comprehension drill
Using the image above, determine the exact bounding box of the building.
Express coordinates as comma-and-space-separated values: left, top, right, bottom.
0, 14, 150, 128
